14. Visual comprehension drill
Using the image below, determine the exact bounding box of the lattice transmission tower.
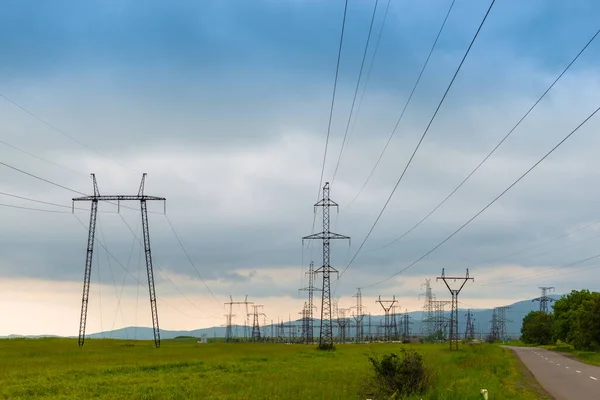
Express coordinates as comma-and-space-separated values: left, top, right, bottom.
72, 173, 165, 348
352, 288, 365, 343
437, 269, 474, 350
532, 286, 555, 313
465, 309, 475, 340
249, 305, 266, 342
376, 295, 397, 342
299, 261, 320, 344
419, 279, 435, 337
302, 182, 350, 350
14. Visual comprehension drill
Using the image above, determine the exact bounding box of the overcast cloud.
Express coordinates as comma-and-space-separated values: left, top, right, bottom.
2, 0, 600, 336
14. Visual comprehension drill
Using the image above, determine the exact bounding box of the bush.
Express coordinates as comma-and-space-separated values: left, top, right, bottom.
367, 348, 432, 398
553, 339, 574, 352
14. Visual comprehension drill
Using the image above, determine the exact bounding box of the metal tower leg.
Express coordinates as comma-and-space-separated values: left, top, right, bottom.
141, 199, 160, 348
78, 200, 98, 347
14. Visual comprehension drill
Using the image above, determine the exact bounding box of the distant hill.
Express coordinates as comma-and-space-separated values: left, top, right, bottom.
83, 295, 563, 340
2, 295, 561, 340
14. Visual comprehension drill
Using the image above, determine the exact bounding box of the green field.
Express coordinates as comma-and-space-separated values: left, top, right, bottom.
0, 338, 548, 399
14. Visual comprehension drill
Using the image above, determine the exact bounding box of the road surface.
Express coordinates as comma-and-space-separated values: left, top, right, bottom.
505, 346, 600, 400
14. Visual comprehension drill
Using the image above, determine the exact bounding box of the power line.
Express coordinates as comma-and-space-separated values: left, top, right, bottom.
374, 25, 600, 250
0, 139, 83, 176
0, 190, 115, 213
316, 0, 349, 201
0, 202, 69, 214
0, 92, 136, 172
343, 0, 392, 155
0, 160, 86, 195
362, 101, 600, 289
331, 0, 380, 184
478, 252, 600, 286
339, 0, 496, 279
346, 0, 457, 209
465, 218, 600, 269
165, 214, 222, 307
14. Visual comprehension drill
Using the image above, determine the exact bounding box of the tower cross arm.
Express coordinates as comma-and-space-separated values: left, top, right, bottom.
73, 195, 166, 201
302, 232, 350, 241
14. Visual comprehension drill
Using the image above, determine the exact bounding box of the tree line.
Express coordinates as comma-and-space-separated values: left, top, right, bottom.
520, 289, 600, 351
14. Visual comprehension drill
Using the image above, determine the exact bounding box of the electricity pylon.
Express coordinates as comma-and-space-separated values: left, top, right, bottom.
376, 295, 397, 342
249, 305, 266, 342
352, 288, 365, 342
532, 286, 555, 313
299, 261, 321, 344
437, 268, 474, 350
73, 173, 165, 348
465, 310, 475, 340
302, 182, 350, 350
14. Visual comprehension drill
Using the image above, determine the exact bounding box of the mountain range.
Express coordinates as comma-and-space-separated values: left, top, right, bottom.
1, 295, 562, 340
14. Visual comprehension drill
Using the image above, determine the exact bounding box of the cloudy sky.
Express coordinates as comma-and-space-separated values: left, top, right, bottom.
1, 0, 600, 336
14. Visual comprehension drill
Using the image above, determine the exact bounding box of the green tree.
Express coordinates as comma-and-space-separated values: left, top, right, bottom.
553, 289, 600, 350
521, 311, 554, 345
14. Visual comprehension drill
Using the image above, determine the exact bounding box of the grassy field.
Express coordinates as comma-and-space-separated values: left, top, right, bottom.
0, 338, 548, 399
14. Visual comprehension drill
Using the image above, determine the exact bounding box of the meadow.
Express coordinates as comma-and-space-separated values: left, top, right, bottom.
0, 338, 548, 399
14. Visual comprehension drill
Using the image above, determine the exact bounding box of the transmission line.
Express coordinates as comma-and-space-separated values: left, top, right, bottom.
374, 25, 600, 250
0, 139, 82, 176
362, 101, 600, 289
346, 0, 457, 209
331, 0, 380, 184
165, 214, 222, 307
343, 0, 392, 154
0, 92, 136, 172
316, 0, 349, 201
339, 0, 496, 279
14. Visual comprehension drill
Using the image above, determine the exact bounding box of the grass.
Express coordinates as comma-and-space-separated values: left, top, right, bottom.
0, 338, 547, 399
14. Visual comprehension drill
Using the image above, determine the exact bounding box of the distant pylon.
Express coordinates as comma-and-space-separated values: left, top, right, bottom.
249, 305, 265, 342
299, 261, 321, 344
419, 279, 435, 337
337, 308, 349, 343
437, 269, 474, 350
376, 295, 397, 342
352, 288, 365, 342
465, 309, 475, 340
532, 286, 555, 313
302, 182, 350, 350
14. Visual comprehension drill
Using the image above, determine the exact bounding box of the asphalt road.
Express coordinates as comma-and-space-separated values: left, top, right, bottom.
505, 346, 600, 400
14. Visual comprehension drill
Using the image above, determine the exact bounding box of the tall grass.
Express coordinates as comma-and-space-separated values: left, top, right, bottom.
0, 338, 546, 399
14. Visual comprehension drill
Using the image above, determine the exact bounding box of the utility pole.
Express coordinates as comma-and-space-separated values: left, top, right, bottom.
496, 306, 511, 340
352, 288, 365, 343
299, 261, 321, 344
391, 305, 399, 341
532, 287, 555, 313
376, 295, 397, 342
465, 310, 475, 340
489, 308, 499, 342
431, 300, 450, 341
72, 173, 166, 348
249, 305, 266, 342
437, 269, 474, 350
302, 182, 350, 350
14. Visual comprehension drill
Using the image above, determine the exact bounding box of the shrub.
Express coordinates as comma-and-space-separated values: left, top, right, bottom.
367, 348, 432, 398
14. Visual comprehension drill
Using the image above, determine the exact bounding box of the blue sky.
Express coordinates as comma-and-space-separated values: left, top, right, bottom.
2, 0, 600, 335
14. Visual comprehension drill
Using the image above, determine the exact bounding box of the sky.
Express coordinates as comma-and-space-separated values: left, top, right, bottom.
1, 0, 600, 336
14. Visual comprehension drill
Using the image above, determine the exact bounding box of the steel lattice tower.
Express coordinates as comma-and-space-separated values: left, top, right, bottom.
299, 261, 320, 344
302, 182, 350, 349
419, 279, 435, 337
352, 288, 365, 342
391, 305, 399, 340
532, 286, 555, 313
465, 309, 475, 340
73, 173, 165, 348
431, 300, 450, 340
489, 308, 499, 341
337, 308, 349, 343
402, 309, 412, 340
376, 295, 397, 342
437, 269, 474, 350
249, 305, 265, 342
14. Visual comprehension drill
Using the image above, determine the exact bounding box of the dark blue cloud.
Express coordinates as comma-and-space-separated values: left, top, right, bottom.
2, 0, 599, 86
